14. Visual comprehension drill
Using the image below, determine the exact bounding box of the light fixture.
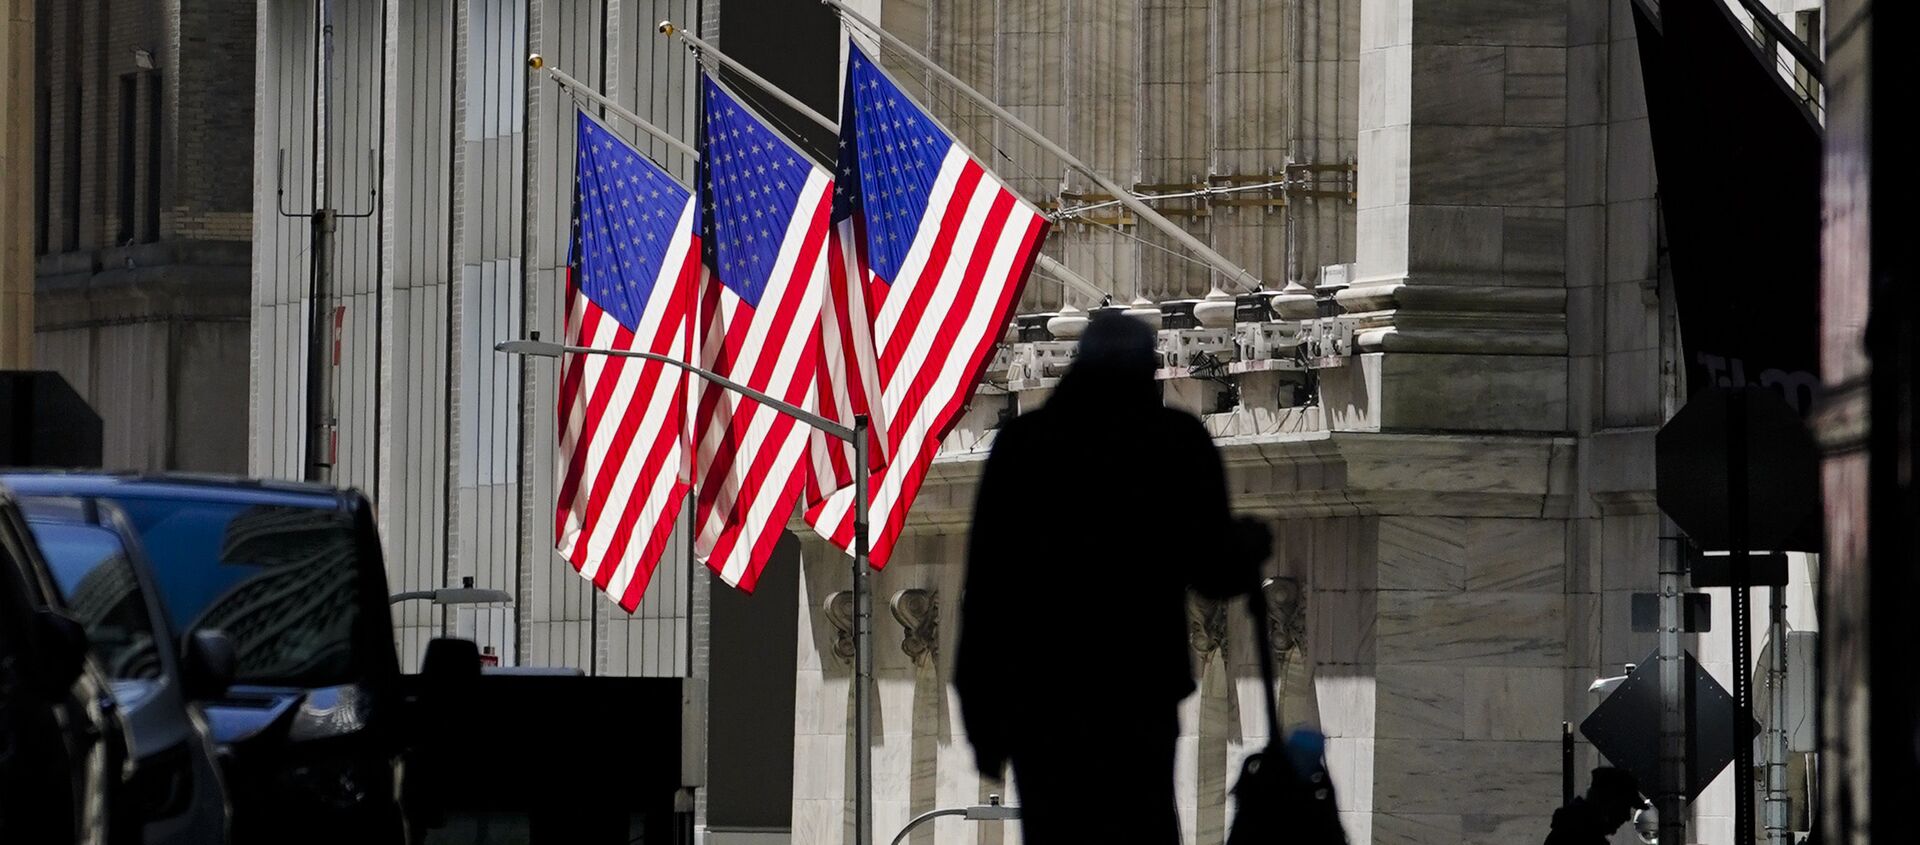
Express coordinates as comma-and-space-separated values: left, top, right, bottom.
131, 48, 155, 71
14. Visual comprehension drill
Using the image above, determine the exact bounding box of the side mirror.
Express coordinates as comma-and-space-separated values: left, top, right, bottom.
182, 629, 238, 699
32, 609, 90, 699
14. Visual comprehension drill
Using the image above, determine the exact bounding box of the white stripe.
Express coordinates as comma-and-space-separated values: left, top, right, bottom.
563, 199, 697, 575
877, 176, 1000, 413
865, 208, 1034, 534
812, 202, 1037, 551
693, 177, 832, 555
693, 173, 831, 469
837, 218, 885, 440
575, 321, 690, 576
717, 419, 814, 584
695, 270, 823, 550
872, 147, 968, 346
599, 442, 687, 600
558, 310, 625, 554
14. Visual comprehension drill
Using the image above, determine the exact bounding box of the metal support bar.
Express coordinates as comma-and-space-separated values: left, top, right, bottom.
529, 55, 700, 160
820, 0, 1262, 294
496, 339, 853, 441
1731, 0, 1825, 80
657, 21, 839, 134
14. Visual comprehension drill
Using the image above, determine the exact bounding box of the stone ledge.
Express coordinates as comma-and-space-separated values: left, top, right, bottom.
897, 429, 1576, 537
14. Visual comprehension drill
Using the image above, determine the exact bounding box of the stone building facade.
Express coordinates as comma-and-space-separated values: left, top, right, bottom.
238, 0, 1822, 842
30, 0, 254, 472
780, 2, 1811, 844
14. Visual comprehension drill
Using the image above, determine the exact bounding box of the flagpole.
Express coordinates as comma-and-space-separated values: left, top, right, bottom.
819, 0, 1261, 294
651, 22, 878, 844
528, 54, 701, 160
657, 21, 840, 135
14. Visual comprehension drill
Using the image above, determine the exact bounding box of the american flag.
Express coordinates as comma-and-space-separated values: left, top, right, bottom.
554, 110, 701, 611
804, 44, 1050, 568
691, 74, 834, 590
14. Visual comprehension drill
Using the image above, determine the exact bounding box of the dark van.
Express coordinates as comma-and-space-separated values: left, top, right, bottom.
3, 472, 407, 845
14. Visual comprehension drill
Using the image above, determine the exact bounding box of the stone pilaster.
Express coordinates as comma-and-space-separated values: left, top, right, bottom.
1, 0, 31, 366
1329, 0, 1570, 433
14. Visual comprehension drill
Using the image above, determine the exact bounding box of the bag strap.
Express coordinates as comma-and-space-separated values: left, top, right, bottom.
1244, 580, 1284, 742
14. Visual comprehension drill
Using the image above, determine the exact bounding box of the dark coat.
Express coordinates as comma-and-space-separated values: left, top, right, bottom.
953, 315, 1248, 777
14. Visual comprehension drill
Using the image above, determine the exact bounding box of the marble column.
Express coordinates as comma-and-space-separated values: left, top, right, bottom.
1, 0, 32, 366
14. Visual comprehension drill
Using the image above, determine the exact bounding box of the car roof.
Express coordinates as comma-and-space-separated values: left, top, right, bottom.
0, 470, 350, 510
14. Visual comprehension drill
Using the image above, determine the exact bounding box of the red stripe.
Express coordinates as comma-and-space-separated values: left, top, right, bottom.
693, 193, 832, 529
809, 212, 1048, 557
617, 480, 692, 610
880, 188, 1017, 460
589, 406, 691, 590
731, 466, 809, 593
566, 289, 691, 571
875, 162, 984, 383
555, 309, 637, 544
866, 214, 1050, 567
695, 323, 821, 539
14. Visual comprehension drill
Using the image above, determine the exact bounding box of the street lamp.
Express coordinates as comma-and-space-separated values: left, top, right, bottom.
389, 576, 515, 606
888, 795, 1020, 845
496, 336, 877, 843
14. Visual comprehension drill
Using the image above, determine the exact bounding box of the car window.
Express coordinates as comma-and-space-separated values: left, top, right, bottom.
110, 499, 365, 687
24, 523, 165, 681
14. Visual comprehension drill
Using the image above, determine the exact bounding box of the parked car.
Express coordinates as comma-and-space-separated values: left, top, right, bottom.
0, 485, 133, 845
3, 472, 409, 845
21, 496, 233, 844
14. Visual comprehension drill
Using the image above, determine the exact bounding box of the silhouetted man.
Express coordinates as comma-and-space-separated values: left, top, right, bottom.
1544, 767, 1645, 845
955, 313, 1265, 843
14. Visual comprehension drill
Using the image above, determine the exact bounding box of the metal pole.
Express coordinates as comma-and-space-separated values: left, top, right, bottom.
656, 21, 840, 134
1658, 522, 1689, 845
852, 414, 873, 845
819, 0, 1262, 294
528, 55, 701, 160
1561, 721, 1575, 807
304, 0, 336, 483
1730, 388, 1756, 845
1765, 584, 1790, 845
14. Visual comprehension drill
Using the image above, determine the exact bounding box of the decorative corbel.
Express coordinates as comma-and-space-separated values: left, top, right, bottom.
823, 590, 855, 665
889, 589, 939, 665
1187, 592, 1229, 659
1262, 577, 1306, 666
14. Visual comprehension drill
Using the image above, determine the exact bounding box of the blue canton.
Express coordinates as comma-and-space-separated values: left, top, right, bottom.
570, 111, 692, 330
699, 75, 820, 307
834, 44, 952, 283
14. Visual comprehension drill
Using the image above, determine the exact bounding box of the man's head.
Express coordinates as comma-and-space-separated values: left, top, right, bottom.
1585, 767, 1646, 828
1073, 312, 1157, 380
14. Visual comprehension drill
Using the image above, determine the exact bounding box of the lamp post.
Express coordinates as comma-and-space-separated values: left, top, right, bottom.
887, 795, 1019, 845
496, 337, 877, 844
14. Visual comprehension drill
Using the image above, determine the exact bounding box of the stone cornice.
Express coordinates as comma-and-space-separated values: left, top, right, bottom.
891, 429, 1577, 538
1335, 281, 1568, 355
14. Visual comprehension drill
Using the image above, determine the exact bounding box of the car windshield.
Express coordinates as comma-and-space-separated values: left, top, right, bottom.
110, 497, 366, 687
25, 522, 165, 681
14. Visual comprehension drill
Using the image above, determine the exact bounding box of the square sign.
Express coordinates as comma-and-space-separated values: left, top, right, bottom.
1579, 651, 1759, 801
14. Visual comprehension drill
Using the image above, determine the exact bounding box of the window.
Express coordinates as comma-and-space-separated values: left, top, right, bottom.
117, 74, 136, 246
65, 85, 80, 250
35, 87, 49, 255
144, 76, 162, 243
114, 498, 369, 688
25, 522, 164, 681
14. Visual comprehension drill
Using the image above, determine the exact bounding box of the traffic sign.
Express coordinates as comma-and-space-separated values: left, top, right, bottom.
1655, 386, 1819, 551
1580, 651, 1759, 801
